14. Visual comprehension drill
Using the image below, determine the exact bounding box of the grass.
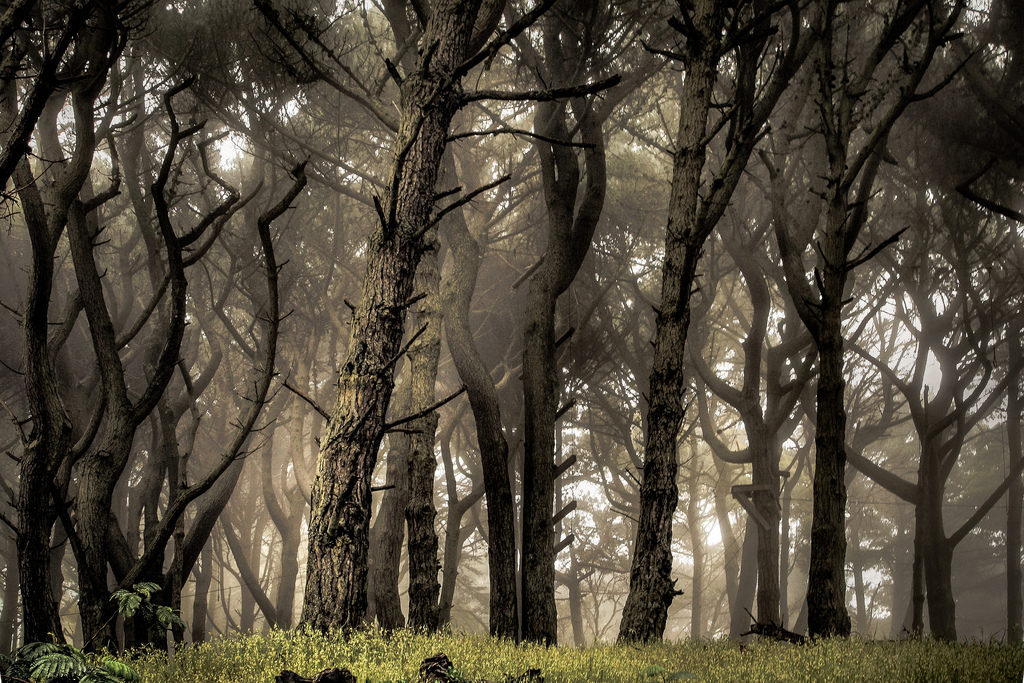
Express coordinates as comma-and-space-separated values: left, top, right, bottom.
128, 627, 1024, 682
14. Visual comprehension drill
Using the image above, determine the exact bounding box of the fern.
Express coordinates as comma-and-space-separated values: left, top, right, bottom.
99, 657, 141, 682
30, 650, 89, 680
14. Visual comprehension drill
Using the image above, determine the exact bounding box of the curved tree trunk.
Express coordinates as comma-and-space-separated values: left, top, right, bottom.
440, 169, 518, 639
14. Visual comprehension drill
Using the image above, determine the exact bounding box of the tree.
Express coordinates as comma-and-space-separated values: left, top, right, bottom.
298, 0, 514, 631
619, 0, 812, 642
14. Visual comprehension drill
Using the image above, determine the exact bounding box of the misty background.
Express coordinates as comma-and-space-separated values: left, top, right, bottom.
1, 0, 1022, 652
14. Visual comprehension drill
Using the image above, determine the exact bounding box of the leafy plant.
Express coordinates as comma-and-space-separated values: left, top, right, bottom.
0, 582, 183, 683
110, 582, 186, 638
0, 641, 139, 683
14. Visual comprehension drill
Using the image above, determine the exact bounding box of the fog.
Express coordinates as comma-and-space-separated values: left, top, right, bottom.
1, 0, 1022, 652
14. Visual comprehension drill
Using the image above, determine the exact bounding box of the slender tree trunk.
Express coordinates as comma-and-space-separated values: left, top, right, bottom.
731, 519, 758, 638
713, 461, 741, 621
618, 0, 723, 643
367, 388, 411, 629
440, 157, 517, 639
911, 501, 925, 635
1008, 332, 1022, 644
405, 239, 443, 631
521, 274, 560, 644
301, 1, 487, 631
850, 522, 868, 635
520, 42, 607, 642
191, 543, 212, 643
749, 425, 781, 626
0, 552, 19, 652
920, 443, 956, 641
686, 466, 703, 639
13, 147, 70, 646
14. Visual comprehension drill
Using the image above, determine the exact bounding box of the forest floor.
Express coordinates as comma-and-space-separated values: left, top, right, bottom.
129, 626, 1024, 682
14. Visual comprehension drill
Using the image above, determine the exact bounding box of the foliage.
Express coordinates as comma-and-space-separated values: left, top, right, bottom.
110, 583, 187, 638
0, 583, 186, 682
126, 627, 1024, 682
0, 641, 140, 683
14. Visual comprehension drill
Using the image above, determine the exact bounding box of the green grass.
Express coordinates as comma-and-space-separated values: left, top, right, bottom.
128, 627, 1024, 682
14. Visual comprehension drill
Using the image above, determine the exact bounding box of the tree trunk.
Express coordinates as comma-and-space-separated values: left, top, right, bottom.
12, 120, 71, 647
731, 518, 758, 638
618, 0, 723, 643
1008, 332, 1022, 644
0, 551, 19, 652
850, 522, 868, 635
686, 466, 703, 639
440, 169, 518, 638
520, 28, 607, 641
805, 272, 852, 638
749, 425, 781, 627
301, 1, 486, 632
366, 388, 411, 629
405, 239, 443, 631
191, 543, 212, 643
920, 443, 956, 641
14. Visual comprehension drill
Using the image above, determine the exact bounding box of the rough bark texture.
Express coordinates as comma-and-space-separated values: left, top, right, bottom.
617, 1, 723, 643
405, 239, 443, 631
366, 393, 411, 628
301, 1, 485, 631
805, 230, 852, 638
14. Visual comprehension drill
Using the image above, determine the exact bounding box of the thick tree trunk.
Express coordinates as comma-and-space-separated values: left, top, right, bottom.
405, 241, 443, 631
805, 273, 852, 638
300, 1, 484, 631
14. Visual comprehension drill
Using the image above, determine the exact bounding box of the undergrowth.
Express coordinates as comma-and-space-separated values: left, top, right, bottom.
125, 627, 1024, 682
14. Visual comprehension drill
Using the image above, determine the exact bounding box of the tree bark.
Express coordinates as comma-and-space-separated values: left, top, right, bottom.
685, 464, 703, 639
405, 239, 443, 631
301, 1, 492, 631
366, 392, 410, 628
618, 3, 723, 643
191, 542, 212, 643
731, 519, 758, 638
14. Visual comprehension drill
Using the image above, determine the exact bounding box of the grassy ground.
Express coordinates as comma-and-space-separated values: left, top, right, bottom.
129, 627, 1024, 682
